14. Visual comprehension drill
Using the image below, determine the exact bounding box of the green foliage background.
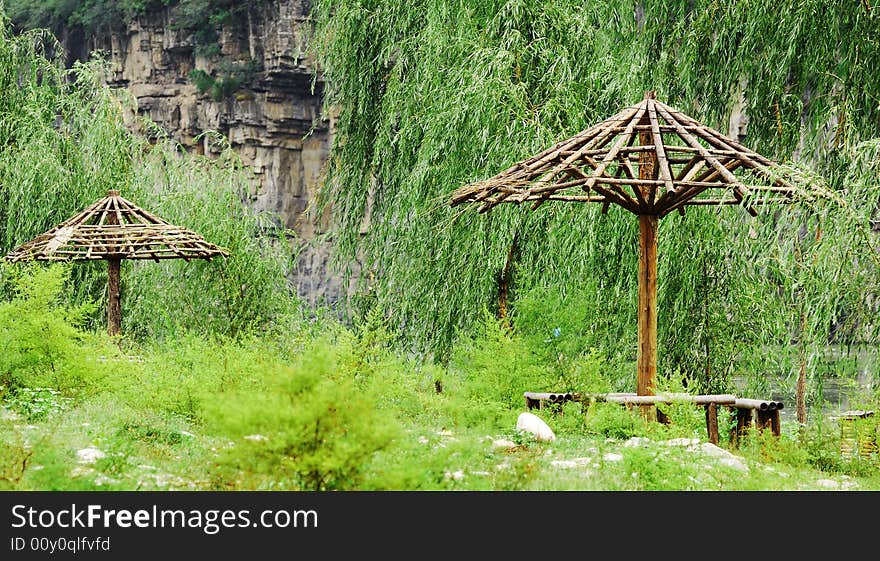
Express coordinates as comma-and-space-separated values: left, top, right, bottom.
3, 1, 265, 56
2, 0, 879, 397
0, 14, 298, 339
1, 1, 880, 491
310, 0, 880, 393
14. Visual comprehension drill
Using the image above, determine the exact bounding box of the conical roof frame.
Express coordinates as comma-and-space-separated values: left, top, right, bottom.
451, 91, 801, 217
5, 190, 230, 262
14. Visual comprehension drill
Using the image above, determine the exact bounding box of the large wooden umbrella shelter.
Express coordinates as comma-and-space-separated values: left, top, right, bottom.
450, 91, 803, 411
4, 189, 229, 336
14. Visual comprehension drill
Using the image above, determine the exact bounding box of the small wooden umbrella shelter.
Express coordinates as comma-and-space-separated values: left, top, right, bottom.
4, 189, 229, 336
450, 91, 804, 410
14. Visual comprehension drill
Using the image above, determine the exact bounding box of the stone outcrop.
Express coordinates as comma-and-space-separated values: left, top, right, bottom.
83, 1, 344, 306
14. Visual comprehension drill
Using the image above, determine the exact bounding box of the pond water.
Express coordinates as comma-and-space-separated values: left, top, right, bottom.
732, 347, 878, 424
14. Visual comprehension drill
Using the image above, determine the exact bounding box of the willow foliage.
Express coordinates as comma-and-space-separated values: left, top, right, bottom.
0, 12, 297, 339
310, 0, 880, 389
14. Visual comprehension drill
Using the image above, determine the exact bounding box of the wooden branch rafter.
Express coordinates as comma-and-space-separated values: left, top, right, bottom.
5, 190, 230, 263
450, 93, 802, 216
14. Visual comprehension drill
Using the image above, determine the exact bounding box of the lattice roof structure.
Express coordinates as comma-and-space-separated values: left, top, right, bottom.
5, 190, 229, 336
5, 190, 229, 263
451, 91, 802, 217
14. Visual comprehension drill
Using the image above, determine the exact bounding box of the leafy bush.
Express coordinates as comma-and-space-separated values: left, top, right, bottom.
188, 60, 261, 101
203, 340, 399, 490
0, 263, 109, 397
583, 401, 646, 440
445, 312, 555, 423
0, 427, 33, 490
514, 283, 627, 390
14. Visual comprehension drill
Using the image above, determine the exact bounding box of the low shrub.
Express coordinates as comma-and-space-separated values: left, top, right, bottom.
203, 340, 400, 490
0, 263, 111, 398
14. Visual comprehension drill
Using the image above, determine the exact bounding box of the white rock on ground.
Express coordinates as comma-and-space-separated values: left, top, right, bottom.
515, 412, 556, 442
603, 452, 624, 462
661, 438, 701, 447
76, 447, 106, 464
714, 457, 750, 472
444, 470, 465, 481
551, 457, 593, 469
70, 466, 95, 477
697, 443, 749, 472
492, 439, 518, 450
0, 407, 17, 421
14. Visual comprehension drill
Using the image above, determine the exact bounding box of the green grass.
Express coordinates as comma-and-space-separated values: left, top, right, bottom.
4, 386, 879, 491
1, 281, 877, 491
1, 265, 878, 491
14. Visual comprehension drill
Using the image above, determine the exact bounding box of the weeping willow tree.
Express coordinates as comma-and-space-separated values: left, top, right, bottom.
310, 0, 880, 407
0, 10, 298, 339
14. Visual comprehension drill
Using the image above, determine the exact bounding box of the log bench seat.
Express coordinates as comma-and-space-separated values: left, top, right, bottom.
523, 391, 784, 445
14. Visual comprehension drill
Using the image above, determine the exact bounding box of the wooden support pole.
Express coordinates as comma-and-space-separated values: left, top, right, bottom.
727, 407, 737, 445
107, 258, 121, 336
637, 91, 659, 422
106, 190, 122, 337
736, 407, 752, 442
636, 214, 658, 416
704, 403, 719, 445
656, 408, 670, 425
770, 410, 781, 437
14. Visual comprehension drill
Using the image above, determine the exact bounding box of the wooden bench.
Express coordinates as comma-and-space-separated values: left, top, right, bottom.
728, 399, 784, 446
524, 391, 784, 446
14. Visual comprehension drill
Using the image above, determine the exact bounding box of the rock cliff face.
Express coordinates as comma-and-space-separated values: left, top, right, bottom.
85, 0, 344, 306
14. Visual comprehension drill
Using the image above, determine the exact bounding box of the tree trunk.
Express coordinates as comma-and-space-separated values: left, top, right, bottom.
796, 306, 808, 425
497, 232, 519, 324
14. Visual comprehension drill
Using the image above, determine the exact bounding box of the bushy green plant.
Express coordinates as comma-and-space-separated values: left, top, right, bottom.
5, 387, 72, 421
551, 400, 588, 436
203, 340, 399, 490
583, 401, 646, 440
514, 283, 627, 389
188, 60, 260, 101
0, 427, 33, 490
445, 311, 556, 423
108, 332, 274, 421
0, 263, 109, 397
